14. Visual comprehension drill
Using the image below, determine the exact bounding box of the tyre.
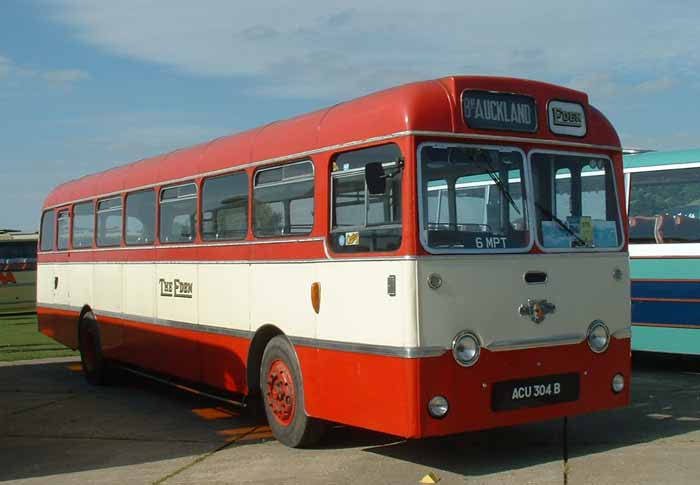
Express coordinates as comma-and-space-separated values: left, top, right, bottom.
78, 315, 110, 386
260, 335, 325, 447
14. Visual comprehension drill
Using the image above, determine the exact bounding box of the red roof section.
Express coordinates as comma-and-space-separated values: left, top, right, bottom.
43, 75, 620, 208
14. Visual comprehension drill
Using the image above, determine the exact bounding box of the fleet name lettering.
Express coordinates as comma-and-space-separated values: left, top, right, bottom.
552, 107, 582, 127
159, 278, 193, 298
464, 98, 533, 126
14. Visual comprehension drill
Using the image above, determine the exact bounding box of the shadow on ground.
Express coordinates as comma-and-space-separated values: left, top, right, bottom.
1, 352, 699, 482
354, 352, 700, 478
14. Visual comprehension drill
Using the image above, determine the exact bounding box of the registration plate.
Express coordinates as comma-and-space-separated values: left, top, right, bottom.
491, 373, 579, 411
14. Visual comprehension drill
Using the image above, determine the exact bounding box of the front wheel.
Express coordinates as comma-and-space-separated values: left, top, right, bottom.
260, 335, 325, 447
78, 315, 110, 385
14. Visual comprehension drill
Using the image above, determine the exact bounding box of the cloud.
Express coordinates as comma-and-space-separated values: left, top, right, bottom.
570, 75, 677, 100
0, 54, 89, 85
45, 0, 700, 99
41, 69, 90, 83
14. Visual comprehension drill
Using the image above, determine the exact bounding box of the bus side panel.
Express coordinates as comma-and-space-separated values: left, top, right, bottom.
69, 264, 93, 317
93, 263, 124, 356
37, 263, 79, 350
300, 346, 420, 438
196, 331, 250, 393
630, 256, 700, 355
37, 306, 79, 350
198, 263, 251, 393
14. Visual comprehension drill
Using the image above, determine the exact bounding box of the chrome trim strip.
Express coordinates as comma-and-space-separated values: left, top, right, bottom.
37, 255, 416, 265
36, 303, 447, 359
487, 333, 585, 351
43, 130, 621, 211
411, 131, 621, 152
289, 336, 448, 358
39, 236, 327, 255
612, 328, 631, 339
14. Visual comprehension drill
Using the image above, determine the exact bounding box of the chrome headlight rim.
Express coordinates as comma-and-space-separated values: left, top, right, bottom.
587, 320, 610, 353
452, 331, 481, 367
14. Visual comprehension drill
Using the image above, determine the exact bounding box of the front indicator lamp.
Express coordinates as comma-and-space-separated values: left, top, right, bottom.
452, 331, 481, 367
428, 395, 449, 419
587, 320, 610, 353
612, 373, 625, 393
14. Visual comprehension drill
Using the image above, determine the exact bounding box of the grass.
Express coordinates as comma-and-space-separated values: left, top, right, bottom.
0, 313, 78, 362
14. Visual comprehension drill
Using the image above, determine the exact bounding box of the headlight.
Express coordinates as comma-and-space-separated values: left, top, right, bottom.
452, 331, 480, 367
587, 320, 610, 353
428, 395, 449, 419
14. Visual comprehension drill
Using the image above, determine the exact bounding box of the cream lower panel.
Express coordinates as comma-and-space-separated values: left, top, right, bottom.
250, 263, 316, 338
36, 264, 53, 305
69, 265, 93, 310
417, 253, 630, 349
54, 264, 71, 306
124, 264, 156, 320
157, 264, 197, 324
315, 259, 418, 347
93, 264, 122, 313
198, 264, 249, 330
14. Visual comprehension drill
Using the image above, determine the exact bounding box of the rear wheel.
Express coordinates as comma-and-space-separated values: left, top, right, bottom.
260, 335, 325, 447
78, 315, 110, 385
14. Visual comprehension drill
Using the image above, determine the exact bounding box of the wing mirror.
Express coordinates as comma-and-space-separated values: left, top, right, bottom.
365, 162, 386, 195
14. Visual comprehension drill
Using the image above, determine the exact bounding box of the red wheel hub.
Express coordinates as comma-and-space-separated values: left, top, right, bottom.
266, 359, 296, 426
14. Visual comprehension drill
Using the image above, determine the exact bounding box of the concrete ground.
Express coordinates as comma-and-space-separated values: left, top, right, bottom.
0, 354, 699, 484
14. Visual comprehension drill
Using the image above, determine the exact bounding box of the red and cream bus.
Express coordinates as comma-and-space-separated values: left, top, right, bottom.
37, 76, 630, 447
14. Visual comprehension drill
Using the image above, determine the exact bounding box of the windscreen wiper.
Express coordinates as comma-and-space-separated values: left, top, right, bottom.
474, 155, 521, 216
534, 202, 588, 247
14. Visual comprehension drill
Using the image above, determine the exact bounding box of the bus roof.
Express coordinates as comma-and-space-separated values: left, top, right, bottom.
624, 148, 700, 170
43, 75, 620, 209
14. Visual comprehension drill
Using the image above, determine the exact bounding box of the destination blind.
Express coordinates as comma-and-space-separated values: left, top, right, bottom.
462, 91, 537, 133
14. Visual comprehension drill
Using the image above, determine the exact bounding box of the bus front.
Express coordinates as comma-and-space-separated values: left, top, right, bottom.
411, 83, 630, 436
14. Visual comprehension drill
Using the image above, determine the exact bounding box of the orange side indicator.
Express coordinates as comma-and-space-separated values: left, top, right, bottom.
65, 364, 82, 372
311, 282, 321, 314
191, 407, 238, 420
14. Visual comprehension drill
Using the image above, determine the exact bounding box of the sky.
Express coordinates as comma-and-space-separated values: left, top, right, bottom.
2, 0, 700, 231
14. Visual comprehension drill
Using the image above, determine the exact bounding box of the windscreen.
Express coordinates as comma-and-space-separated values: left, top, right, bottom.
530, 152, 622, 250
419, 144, 529, 252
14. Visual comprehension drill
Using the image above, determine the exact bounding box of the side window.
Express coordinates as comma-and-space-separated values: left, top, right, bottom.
56, 210, 70, 250
97, 197, 123, 247
126, 190, 156, 245
330, 143, 403, 253
72, 201, 94, 248
254, 161, 314, 237
40, 210, 55, 251
202, 172, 248, 241
629, 167, 700, 244
160, 184, 197, 243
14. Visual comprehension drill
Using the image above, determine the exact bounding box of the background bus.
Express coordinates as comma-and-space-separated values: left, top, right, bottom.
0, 230, 38, 314
37, 76, 630, 447
625, 148, 700, 355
